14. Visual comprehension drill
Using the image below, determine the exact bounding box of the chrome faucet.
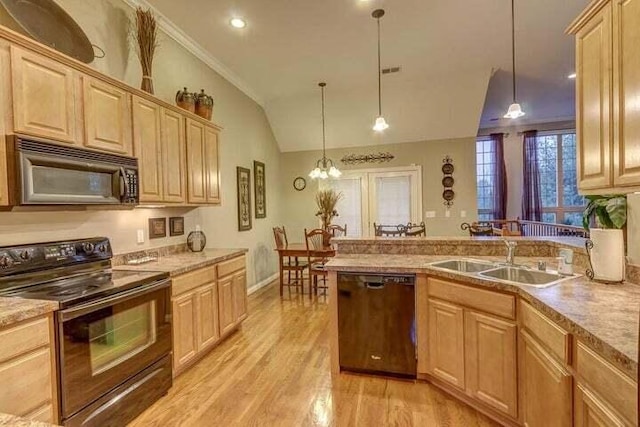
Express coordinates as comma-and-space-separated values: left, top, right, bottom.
504, 240, 518, 266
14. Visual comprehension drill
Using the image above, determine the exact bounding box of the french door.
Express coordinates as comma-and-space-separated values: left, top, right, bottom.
324, 166, 422, 237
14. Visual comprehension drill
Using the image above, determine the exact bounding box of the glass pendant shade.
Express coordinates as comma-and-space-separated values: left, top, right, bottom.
373, 116, 389, 132
504, 102, 525, 119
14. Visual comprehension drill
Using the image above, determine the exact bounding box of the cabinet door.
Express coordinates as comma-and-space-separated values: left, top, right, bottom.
464, 311, 517, 419
521, 331, 572, 427
132, 96, 163, 203
196, 283, 220, 351
172, 292, 197, 372
82, 77, 132, 155
10, 46, 76, 143
186, 119, 207, 204
575, 2, 612, 191
427, 299, 465, 390
218, 276, 235, 335
232, 270, 248, 322
0, 347, 52, 418
205, 126, 221, 204
161, 108, 187, 203
613, 0, 640, 186
574, 383, 626, 427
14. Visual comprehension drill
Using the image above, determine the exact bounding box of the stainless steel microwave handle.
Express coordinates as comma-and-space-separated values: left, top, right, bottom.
59, 278, 170, 321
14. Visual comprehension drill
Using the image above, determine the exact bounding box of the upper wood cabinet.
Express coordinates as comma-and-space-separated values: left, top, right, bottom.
161, 108, 187, 203
82, 77, 132, 155
186, 118, 220, 204
10, 46, 77, 144
132, 96, 163, 203
569, 0, 640, 192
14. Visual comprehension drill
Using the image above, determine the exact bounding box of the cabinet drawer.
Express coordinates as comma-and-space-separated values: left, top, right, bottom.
0, 317, 50, 363
217, 256, 246, 279
0, 347, 52, 417
172, 266, 216, 296
427, 277, 515, 319
575, 341, 637, 423
520, 301, 571, 364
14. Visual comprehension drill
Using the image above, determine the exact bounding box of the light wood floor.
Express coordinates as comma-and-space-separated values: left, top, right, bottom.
130, 282, 499, 427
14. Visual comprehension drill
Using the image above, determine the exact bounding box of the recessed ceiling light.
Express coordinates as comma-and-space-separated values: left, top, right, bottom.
230, 18, 246, 29
568, 73, 577, 79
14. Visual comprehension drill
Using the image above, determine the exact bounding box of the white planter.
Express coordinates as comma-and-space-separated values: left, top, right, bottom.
587, 228, 625, 282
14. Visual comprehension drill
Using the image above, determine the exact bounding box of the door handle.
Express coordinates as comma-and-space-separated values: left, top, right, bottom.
366, 283, 384, 290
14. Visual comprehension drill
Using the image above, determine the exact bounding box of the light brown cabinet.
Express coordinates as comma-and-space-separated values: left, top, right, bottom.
426, 298, 465, 390
161, 108, 187, 203
172, 291, 198, 372
465, 311, 517, 418
0, 315, 57, 423
82, 76, 132, 155
186, 118, 221, 205
133, 96, 163, 203
569, 0, 640, 193
521, 331, 573, 427
423, 278, 518, 421
171, 255, 246, 377
574, 383, 627, 427
10, 46, 77, 144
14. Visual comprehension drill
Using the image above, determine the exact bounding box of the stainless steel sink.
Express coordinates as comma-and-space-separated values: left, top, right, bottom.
479, 267, 573, 287
430, 259, 497, 273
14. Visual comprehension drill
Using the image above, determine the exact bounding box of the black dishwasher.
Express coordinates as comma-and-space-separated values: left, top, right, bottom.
337, 272, 416, 378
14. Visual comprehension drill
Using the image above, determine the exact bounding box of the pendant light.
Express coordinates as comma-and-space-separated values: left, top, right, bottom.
372, 9, 389, 132
309, 82, 341, 180
504, 0, 525, 119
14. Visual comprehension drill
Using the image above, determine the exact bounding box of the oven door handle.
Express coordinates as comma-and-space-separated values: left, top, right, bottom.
59, 278, 170, 321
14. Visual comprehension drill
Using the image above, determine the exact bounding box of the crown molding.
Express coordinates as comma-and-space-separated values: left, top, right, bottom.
122, 0, 264, 106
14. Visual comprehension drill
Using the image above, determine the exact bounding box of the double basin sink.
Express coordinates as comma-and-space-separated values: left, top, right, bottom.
429, 259, 576, 288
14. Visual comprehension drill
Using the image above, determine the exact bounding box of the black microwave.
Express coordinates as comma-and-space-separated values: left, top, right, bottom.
8, 136, 139, 206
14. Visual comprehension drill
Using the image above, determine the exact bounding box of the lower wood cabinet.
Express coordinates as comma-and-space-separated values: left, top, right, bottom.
574, 382, 627, 427
0, 315, 57, 423
171, 255, 248, 376
521, 331, 573, 427
426, 298, 465, 390
465, 311, 517, 419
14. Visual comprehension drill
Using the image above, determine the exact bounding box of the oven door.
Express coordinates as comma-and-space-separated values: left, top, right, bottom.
57, 279, 171, 420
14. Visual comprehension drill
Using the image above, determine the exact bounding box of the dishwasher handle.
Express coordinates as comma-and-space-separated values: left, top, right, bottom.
366, 282, 385, 290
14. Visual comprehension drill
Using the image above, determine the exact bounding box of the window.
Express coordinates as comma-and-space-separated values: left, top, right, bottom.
476, 138, 496, 221
536, 132, 585, 226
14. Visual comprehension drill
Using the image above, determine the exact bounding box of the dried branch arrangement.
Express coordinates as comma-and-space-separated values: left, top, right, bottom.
133, 7, 158, 94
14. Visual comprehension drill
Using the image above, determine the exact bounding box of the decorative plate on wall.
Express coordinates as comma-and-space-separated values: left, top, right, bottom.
442, 163, 454, 175
442, 176, 454, 188
443, 189, 455, 202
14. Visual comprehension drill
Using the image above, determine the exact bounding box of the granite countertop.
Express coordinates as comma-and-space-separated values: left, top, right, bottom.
326, 254, 640, 379
113, 248, 248, 276
0, 413, 57, 426
0, 297, 58, 328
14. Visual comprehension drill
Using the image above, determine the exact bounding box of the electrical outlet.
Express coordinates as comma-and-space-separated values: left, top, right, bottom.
445, 210, 451, 218
461, 210, 467, 218
137, 229, 145, 244
425, 211, 436, 218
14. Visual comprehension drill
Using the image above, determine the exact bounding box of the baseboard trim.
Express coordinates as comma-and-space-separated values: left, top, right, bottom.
248, 273, 278, 295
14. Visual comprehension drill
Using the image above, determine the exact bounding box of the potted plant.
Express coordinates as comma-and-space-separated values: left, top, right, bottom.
315, 189, 342, 232
582, 195, 627, 282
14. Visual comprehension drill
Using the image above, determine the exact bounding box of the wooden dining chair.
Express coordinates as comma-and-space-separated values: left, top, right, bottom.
405, 222, 426, 237
373, 223, 407, 237
273, 226, 308, 296
327, 224, 347, 237
304, 228, 332, 297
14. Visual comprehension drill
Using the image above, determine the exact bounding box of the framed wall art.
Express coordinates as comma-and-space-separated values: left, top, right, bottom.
254, 161, 266, 218
237, 166, 252, 231
169, 217, 185, 236
148, 217, 166, 239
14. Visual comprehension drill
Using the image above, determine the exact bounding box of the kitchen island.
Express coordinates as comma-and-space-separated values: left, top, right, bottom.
325, 237, 639, 427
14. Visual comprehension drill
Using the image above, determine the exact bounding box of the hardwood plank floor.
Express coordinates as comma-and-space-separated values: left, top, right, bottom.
130, 282, 499, 427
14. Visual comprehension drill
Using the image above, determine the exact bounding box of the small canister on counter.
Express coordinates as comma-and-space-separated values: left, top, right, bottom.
187, 225, 207, 252
557, 248, 574, 276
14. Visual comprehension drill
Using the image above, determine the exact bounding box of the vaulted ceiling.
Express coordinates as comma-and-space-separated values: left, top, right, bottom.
147, 0, 588, 152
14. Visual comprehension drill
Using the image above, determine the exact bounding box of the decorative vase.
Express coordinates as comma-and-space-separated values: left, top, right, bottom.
141, 76, 154, 94
194, 89, 214, 120
176, 87, 196, 113
586, 228, 625, 282
187, 226, 207, 252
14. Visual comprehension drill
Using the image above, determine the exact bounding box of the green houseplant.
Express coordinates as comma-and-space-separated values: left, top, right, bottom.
582, 195, 627, 282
